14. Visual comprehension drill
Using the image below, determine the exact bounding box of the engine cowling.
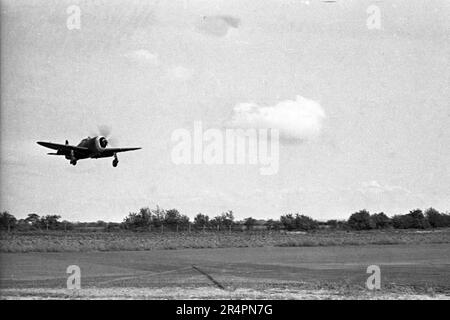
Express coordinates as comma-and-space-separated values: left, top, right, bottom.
95, 136, 108, 151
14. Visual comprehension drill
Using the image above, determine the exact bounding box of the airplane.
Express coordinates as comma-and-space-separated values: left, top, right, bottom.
37, 135, 141, 167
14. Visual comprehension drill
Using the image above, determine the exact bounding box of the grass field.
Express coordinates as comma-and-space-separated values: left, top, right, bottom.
1, 230, 449, 299
1, 228, 450, 253
1, 243, 449, 299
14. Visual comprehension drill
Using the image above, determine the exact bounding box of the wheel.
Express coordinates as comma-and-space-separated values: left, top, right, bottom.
112, 160, 118, 167
70, 160, 77, 166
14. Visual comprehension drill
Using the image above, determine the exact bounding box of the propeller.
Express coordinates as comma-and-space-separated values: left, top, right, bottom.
98, 125, 112, 138
91, 125, 117, 146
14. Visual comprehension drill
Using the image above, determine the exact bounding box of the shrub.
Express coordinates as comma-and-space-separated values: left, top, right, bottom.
348, 210, 375, 230
425, 208, 450, 228
123, 207, 153, 231
392, 214, 414, 229
294, 214, 319, 231
265, 219, 282, 230
371, 212, 392, 229
280, 214, 319, 231
0, 211, 17, 232
244, 217, 257, 231
280, 214, 296, 231
193, 213, 210, 230
392, 209, 430, 229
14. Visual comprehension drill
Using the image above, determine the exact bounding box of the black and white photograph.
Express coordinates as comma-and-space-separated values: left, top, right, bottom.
0, 0, 449, 303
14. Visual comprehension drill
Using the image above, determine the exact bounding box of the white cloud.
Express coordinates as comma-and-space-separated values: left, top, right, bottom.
228, 95, 326, 141
124, 51, 193, 81
124, 49, 159, 65
358, 181, 412, 195
166, 66, 193, 81
197, 15, 240, 37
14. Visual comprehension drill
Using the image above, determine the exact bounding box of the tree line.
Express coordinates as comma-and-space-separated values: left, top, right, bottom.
1, 207, 449, 233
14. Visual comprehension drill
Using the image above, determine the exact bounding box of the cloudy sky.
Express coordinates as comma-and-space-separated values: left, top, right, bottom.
1, 0, 449, 222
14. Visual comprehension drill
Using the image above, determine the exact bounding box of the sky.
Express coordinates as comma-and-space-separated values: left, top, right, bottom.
1, 0, 449, 222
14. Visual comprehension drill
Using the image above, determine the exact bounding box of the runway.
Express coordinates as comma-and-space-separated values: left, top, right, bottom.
1, 244, 449, 299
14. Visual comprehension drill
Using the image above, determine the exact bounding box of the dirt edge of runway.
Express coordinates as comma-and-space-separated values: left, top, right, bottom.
1, 286, 449, 300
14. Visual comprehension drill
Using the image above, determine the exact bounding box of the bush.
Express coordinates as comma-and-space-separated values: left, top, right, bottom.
265, 219, 282, 231
348, 210, 374, 230
0, 211, 17, 232
123, 207, 153, 231
210, 211, 235, 231
326, 220, 339, 228
40, 215, 62, 230
294, 214, 319, 231
122, 206, 190, 231
425, 208, 450, 228
244, 217, 257, 231
392, 214, 413, 229
392, 209, 430, 229
409, 209, 430, 229
371, 212, 392, 229
280, 214, 319, 231
193, 213, 210, 230
280, 214, 296, 231
325, 220, 349, 230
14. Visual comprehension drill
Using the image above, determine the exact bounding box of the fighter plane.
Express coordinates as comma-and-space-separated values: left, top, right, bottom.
37, 135, 141, 167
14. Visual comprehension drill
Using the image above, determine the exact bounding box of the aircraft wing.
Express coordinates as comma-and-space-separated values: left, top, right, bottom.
102, 147, 142, 156
37, 141, 90, 154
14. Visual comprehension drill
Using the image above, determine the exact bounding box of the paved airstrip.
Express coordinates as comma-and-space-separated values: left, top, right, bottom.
1, 244, 449, 299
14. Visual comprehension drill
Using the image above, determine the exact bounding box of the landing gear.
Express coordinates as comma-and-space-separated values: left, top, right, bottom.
112, 153, 119, 167
69, 150, 77, 166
